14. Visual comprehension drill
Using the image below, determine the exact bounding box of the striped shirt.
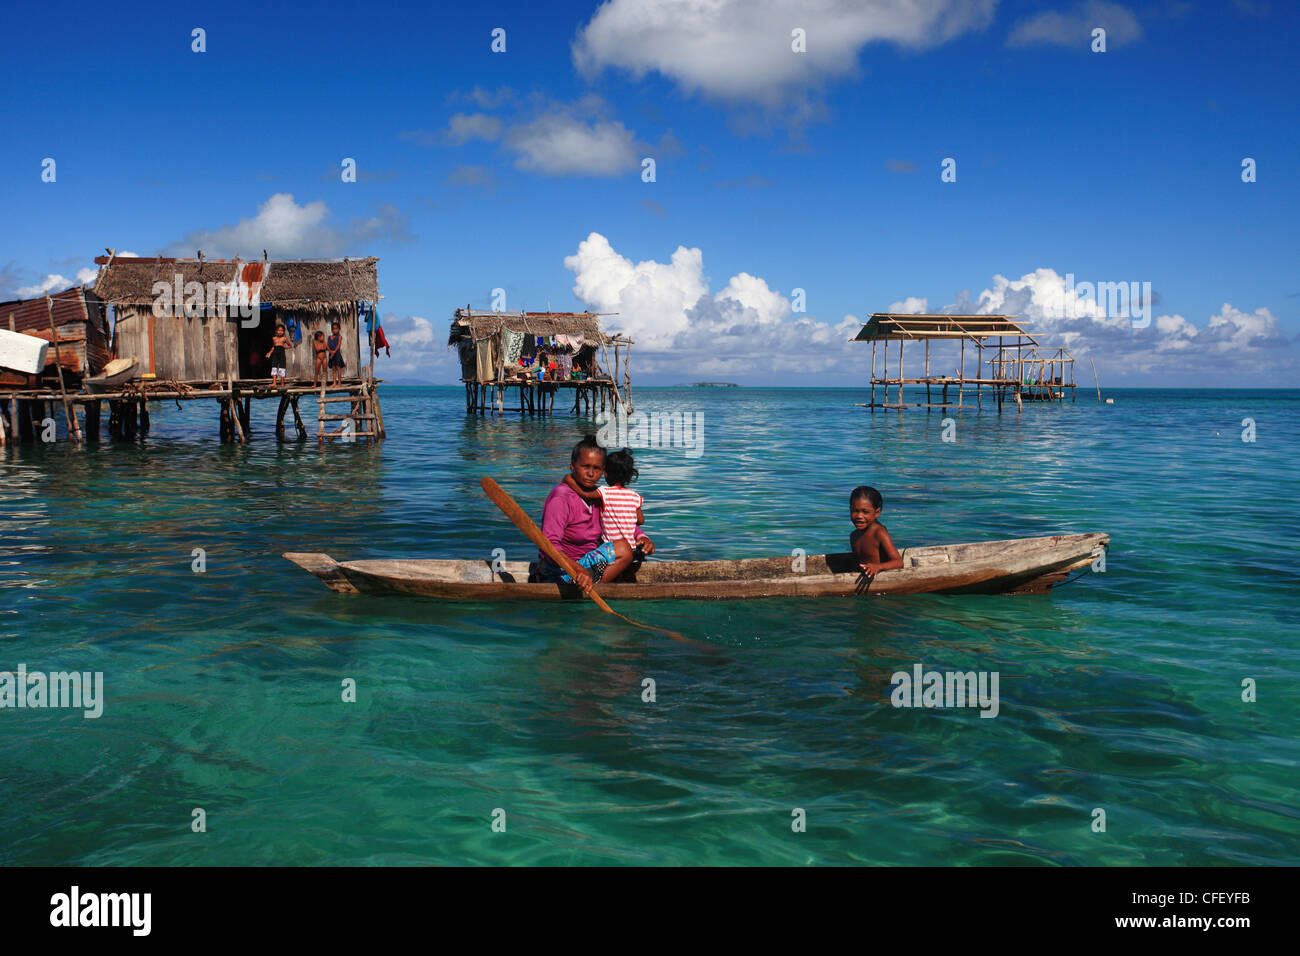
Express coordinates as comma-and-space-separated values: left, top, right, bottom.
597, 486, 642, 543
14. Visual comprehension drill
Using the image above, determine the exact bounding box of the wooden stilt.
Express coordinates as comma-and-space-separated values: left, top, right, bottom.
45, 292, 82, 442
276, 392, 290, 436
958, 338, 965, 412
85, 400, 101, 440
925, 340, 931, 411
289, 394, 307, 439
227, 377, 245, 444
870, 341, 876, 411
138, 399, 150, 436
218, 398, 229, 442
19, 398, 34, 442
6, 318, 19, 443
899, 338, 909, 413
8, 396, 19, 446
123, 400, 137, 438
370, 388, 384, 439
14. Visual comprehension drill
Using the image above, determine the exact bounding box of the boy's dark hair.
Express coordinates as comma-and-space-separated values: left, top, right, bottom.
850, 486, 883, 510
571, 434, 606, 465
604, 449, 638, 487
314, 330, 324, 339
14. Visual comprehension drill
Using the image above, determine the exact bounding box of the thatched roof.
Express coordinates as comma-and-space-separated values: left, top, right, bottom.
261, 258, 379, 305
448, 308, 628, 346
854, 313, 1035, 343
92, 255, 379, 311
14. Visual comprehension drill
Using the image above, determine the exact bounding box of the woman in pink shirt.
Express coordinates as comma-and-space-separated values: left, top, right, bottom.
537, 436, 654, 593
563, 449, 642, 585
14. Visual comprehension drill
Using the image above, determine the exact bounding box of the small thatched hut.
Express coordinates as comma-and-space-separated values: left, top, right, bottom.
93, 254, 379, 384
448, 308, 634, 415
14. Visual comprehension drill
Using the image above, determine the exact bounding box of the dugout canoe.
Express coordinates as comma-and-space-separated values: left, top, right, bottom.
284, 532, 1107, 600
82, 358, 138, 393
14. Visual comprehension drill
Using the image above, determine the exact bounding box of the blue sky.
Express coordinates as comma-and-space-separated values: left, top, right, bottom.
2, 0, 1296, 385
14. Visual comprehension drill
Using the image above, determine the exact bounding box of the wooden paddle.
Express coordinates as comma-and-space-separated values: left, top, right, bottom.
479, 476, 688, 642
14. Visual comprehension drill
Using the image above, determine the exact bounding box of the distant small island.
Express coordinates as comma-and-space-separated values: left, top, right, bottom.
690, 382, 739, 388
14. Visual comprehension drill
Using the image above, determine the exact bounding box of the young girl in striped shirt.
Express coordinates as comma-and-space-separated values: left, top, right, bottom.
563, 448, 644, 583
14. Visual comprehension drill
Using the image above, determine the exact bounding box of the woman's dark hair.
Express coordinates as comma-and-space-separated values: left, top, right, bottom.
571, 434, 606, 465
850, 486, 883, 509
604, 449, 638, 486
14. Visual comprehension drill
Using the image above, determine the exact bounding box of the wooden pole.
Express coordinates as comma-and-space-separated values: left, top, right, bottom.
870, 340, 876, 411
958, 337, 965, 412
925, 339, 931, 411
45, 293, 82, 442
370, 386, 385, 439
289, 394, 307, 439
897, 339, 904, 411
976, 342, 983, 410
882, 338, 888, 407
7, 316, 19, 444
1091, 358, 1102, 403
227, 374, 245, 443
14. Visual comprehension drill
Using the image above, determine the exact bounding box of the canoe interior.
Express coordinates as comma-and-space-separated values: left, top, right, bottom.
285, 532, 1108, 600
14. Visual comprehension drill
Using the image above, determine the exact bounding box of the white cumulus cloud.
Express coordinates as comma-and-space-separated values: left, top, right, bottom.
505, 112, 640, 177
444, 113, 503, 144
1007, 1, 1142, 48
169, 193, 412, 258
15, 269, 99, 297
565, 241, 1295, 384
574, 0, 997, 107
564, 231, 858, 377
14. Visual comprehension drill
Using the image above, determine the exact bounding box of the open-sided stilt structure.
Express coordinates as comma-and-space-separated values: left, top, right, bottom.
853, 313, 1077, 414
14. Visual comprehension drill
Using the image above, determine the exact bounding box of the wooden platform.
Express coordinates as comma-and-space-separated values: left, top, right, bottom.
0, 376, 384, 446
463, 377, 630, 416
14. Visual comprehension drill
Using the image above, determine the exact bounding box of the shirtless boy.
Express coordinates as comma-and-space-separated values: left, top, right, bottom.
849, 485, 904, 578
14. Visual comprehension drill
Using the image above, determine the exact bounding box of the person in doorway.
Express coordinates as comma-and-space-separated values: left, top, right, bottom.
327, 321, 345, 386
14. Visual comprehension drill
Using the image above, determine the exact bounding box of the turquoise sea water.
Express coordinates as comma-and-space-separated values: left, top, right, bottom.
1, 386, 1297, 866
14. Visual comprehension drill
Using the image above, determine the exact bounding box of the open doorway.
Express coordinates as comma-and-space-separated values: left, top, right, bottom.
237, 305, 276, 380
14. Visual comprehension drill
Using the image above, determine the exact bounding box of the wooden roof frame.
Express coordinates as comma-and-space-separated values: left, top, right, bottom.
854, 313, 1039, 344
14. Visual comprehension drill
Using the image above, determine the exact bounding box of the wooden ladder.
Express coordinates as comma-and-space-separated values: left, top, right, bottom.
317, 380, 378, 441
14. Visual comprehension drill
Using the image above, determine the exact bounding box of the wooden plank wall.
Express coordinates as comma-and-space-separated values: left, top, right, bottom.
111, 305, 360, 382
111, 307, 238, 382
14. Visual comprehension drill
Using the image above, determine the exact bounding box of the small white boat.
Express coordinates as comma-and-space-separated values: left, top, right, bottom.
0, 328, 49, 375
82, 358, 139, 393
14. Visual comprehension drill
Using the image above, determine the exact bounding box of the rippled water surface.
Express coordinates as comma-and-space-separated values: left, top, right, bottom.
1, 386, 1297, 865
